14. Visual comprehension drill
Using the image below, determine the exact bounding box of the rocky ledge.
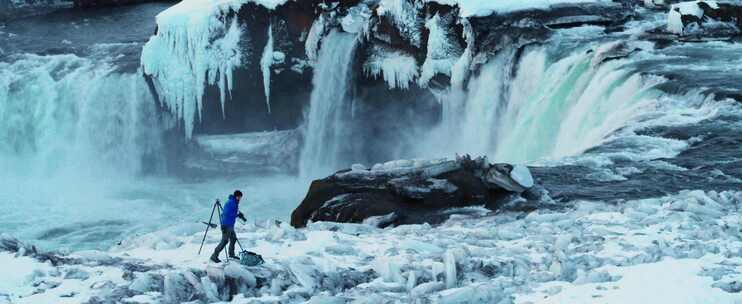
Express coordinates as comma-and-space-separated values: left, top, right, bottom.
291, 155, 536, 228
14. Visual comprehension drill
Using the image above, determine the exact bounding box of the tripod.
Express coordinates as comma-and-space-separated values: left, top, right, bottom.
198, 199, 245, 259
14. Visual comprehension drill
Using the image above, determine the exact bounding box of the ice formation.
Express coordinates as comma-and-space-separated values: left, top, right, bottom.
377, 0, 423, 47
5, 189, 742, 303
141, 0, 243, 138
141, 0, 261, 137
261, 25, 274, 113
510, 164, 534, 188
450, 19, 474, 90
363, 49, 419, 90
418, 13, 460, 87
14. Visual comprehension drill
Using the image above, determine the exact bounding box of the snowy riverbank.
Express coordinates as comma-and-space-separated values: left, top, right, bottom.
2, 189, 741, 303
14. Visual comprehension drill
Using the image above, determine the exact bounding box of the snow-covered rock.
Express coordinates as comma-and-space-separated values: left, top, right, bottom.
291, 155, 537, 228
667, 1, 742, 36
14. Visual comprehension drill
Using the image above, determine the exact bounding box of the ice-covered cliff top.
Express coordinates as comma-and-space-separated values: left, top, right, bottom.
425, 0, 612, 17
157, 0, 287, 21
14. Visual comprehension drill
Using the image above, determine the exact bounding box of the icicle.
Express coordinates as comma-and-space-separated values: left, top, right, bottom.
444, 250, 457, 289
270, 278, 283, 296
141, 7, 243, 138
407, 271, 417, 291
450, 18, 473, 89
260, 24, 274, 113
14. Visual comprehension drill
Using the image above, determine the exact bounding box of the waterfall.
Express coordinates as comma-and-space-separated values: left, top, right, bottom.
299, 31, 359, 178
424, 45, 663, 164
442, 48, 517, 157
0, 54, 163, 179
494, 47, 662, 162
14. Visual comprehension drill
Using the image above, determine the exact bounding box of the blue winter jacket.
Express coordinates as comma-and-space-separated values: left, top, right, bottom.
220, 195, 240, 228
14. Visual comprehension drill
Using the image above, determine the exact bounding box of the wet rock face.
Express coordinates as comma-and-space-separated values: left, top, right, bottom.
196, 2, 320, 135
290, 155, 535, 228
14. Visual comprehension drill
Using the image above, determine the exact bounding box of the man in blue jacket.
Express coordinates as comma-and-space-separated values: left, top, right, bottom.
210, 190, 247, 263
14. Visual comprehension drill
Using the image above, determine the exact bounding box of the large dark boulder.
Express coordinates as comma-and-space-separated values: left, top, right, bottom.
290, 155, 535, 228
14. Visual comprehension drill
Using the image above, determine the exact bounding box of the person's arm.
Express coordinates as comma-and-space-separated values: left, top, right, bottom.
237, 203, 246, 222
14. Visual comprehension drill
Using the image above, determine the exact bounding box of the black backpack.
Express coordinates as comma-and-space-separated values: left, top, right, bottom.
239, 250, 264, 266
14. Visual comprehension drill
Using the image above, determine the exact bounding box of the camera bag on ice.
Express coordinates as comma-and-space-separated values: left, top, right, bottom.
239, 251, 264, 266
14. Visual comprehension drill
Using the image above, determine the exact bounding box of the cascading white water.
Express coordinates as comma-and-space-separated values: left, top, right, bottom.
299, 30, 359, 178
0, 54, 163, 178
439, 49, 517, 157
427, 45, 664, 164
494, 47, 663, 162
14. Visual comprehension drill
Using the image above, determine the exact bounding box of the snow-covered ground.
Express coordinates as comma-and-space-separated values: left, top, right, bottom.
3, 189, 742, 303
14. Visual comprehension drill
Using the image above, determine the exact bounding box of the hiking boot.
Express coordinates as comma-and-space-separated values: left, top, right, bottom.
210, 256, 221, 263
229, 255, 240, 260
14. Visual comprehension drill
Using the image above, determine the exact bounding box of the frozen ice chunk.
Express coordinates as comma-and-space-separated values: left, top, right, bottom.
224, 263, 257, 287
290, 261, 318, 291
434, 284, 498, 303
201, 276, 220, 302
373, 257, 405, 284
510, 164, 534, 189
444, 250, 458, 289
407, 271, 417, 291
411, 281, 445, 297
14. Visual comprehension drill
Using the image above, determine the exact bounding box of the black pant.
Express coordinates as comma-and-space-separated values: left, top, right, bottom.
212, 226, 237, 258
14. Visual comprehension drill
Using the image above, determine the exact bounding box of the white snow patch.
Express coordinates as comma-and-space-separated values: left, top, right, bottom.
522, 258, 739, 304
